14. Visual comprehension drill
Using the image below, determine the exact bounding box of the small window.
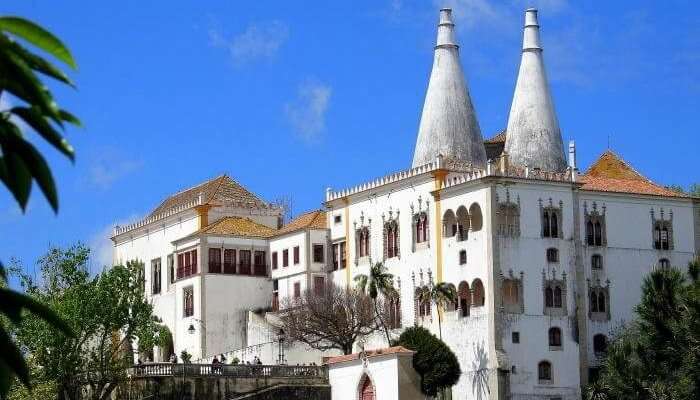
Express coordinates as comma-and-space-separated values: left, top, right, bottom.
512, 332, 520, 344
459, 250, 467, 265
334, 215, 342, 224
357, 227, 370, 258
546, 248, 558, 263
538, 361, 552, 382
167, 254, 174, 284
313, 276, 325, 296
183, 286, 194, 317
294, 282, 301, 298
553, 286, 563, 308
283, 249, 289, 267
208, 248, 221, 273
313, 244, 324, 263
332, 243, 340, 270
272, 252, 278, 270
658, 258, 670, 270
548, 327, 562, 347
293, 246, 300, 264
151, 258, 162, 295
273, 279, 279, 291
224, 249, 236, 274
239, 250, 251, 275
593, 334, 608, 354
591, 254, 603, 270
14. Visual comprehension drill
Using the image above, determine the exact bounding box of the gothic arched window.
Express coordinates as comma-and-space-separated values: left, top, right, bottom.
659, 258, 670, 270
553, 286, 563, 308
472, 279, 485, 307
545, 287, 554, 307
594, 221, 603, 246
548, 327, 562, 347
384, 220, 399, 259
598, 292, 606, 312
542, 210, 551, 237
586, 220, 595, 245
357, 227, 370, 258
551, 213, 559, 238
538, 361, 552, 381
359, 375, 375, 400
458, 281, 470, 317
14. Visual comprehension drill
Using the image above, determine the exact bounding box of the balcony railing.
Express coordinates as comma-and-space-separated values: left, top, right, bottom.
128, 363, 327, 379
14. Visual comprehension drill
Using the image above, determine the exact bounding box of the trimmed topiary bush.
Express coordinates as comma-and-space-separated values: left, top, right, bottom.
397, 326, 461, 396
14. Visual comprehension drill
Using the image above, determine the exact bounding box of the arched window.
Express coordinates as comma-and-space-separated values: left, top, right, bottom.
586, 220, 594, 245
593, 334, 608, 354
385, 221, 399, 259
502, 280, 519, 306
458, 281, 470, 317
472, 279, 485, 307
456, 206, 469, 241
658, 258, 670, 270
538, 361, 552, 381
359, 374, 375, 400
357, 227, 370, 258
416, 287, 431, 317
548, 327, 562, 347
542, 210, 551, 237
551, 213, 559, 238
546, 248, 559, 263
545, 287, 554, 307
553, 286, 563, 308
414, 212, 428, 244
654, 225, 662, 249
594, 221, 602, 246
597, 292, 606, 312
443, 209, 457, 238
661, 227, 669, 250
590, 290, 599, 312
469, 203, 483, 232
591, 254, 603, 270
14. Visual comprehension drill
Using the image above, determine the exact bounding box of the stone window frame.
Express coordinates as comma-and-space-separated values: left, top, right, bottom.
538, 360, 553, 384
151, 257, 162, 295
548, 326, 563, 350
354, 212, 372, 265
587, 278, 611, 321
584, 201, 607, 247
500, 269, 524, 314
496, 188, 521, 237
651, 208, 674, 250
382, 209, 400, 260
540, 198, 564, 239
410, 196, 430, 252
542, 269, 568, 317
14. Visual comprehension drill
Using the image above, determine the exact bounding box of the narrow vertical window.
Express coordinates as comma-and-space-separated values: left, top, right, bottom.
283, 249, 289, 267
224, 249, 236, 274
272, 251, 278, 270
293, 246, 300, 264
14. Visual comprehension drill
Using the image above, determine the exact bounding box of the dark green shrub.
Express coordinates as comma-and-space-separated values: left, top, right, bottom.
397, 326, 461, 396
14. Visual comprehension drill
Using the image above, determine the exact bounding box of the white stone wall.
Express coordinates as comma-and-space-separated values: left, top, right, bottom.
327, 353, 422, 400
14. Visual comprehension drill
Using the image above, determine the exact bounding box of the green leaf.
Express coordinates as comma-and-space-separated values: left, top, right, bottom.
59, 109, 81, 127
0, 16, 76, 69
2, 37, 74, 86
0, 138, 32, 211
0, 124, 58, 212
0, 48, 61, 122
11, 107, 75, 161
0, 327, 30, 389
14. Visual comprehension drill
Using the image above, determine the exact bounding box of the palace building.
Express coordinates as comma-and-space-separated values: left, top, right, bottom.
111, 8, 700, 400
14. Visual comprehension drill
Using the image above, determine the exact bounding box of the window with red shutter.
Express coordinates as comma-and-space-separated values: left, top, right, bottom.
293, 246, 300, 264
272, 252, 278, 270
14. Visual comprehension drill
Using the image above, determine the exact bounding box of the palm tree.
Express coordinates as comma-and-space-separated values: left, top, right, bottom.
354, 262, 398, 344
416, 282, 457, 339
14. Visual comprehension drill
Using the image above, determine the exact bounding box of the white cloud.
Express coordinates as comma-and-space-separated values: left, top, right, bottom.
88, 148, 143, 191
284, 80, 332, 143
88, 214, 140, 272
209, 20, 289, 65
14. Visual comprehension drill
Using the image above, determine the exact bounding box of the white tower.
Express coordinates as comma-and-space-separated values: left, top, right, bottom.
504, 8, 566, 171
412, 8, 487, 168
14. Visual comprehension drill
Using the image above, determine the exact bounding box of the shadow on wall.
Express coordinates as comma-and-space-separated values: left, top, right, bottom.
471, 341, 490, 400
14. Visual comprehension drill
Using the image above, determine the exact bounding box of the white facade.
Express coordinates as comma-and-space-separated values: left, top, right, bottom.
109, 6, 700, 400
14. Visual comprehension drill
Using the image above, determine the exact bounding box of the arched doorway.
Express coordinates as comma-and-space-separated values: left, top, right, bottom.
358, 374, 375, 400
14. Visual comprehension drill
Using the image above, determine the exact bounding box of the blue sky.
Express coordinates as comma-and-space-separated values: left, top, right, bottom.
1, 0, 699, 275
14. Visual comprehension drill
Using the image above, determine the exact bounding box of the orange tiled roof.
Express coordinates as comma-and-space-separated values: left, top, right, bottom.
274, 210, 327, 236
198, 216, 277, 238
580, 151, 687, 198
148, 175, 270, 218
322, 346, 415, 365
484, 130, 506, 144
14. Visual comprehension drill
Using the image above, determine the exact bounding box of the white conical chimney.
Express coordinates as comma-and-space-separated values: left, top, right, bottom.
504, 8, 566, 172
412, 8, 486, 168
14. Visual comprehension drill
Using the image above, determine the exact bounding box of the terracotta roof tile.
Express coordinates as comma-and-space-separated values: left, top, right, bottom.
148, 175, 270, 218
199, 216, 277, 238
484, 130, 506, 144
274, 210, 327, 236
322, 346, 415, 365
580, 151, 687, 198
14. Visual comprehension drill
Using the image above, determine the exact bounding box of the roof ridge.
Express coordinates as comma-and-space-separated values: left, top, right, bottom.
585, 150, 650, 182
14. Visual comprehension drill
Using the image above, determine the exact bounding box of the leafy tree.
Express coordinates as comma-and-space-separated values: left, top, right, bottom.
10, 245, 162, 400
416, 282, 457, 339
280, 284, 381, 355
396, 326, 461, 397
587, 259, 700, 400
0, 15, 80, 398
180, 351, 192, 364
354, 262, 398, 344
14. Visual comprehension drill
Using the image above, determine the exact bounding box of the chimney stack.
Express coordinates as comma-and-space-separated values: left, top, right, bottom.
568, 140, 577, 169
412, 8, 487, 168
